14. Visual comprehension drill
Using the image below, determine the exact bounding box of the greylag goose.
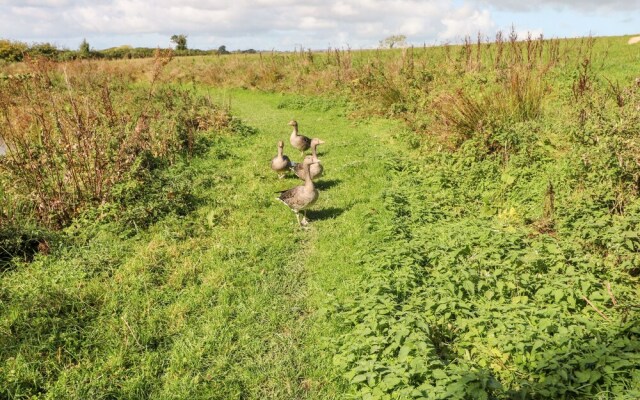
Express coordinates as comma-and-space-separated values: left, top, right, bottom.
293, 138, 324, 180
288, 120, 312, 156
277, 157, 319, 226
270, 140, 292, 178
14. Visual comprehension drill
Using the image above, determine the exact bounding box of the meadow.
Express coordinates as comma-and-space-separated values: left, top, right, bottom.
0, 32, 639, 399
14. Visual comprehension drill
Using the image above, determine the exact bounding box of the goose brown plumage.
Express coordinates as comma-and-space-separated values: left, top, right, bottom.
270, 140, 292, 178
293, 138, 324, 180
277, 157, 319, 226
288, 120, 312, 156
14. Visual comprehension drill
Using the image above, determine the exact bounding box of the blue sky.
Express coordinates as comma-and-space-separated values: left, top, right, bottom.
487, 3, 640, 39
0, 1, 638, 51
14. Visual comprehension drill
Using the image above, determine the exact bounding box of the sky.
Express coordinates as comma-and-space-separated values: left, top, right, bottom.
0, 0, 639, 51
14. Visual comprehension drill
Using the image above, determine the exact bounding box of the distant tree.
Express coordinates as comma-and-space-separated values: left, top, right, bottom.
217, 45, 229, 55
171, 34, 188, 51
79, 38, 91, 57
379, 34, 407, 49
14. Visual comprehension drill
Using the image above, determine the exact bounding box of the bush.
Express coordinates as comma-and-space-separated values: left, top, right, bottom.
0, 40, 27, 62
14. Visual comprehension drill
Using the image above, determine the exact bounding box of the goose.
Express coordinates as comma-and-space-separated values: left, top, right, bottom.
270, 140, 292, 178
293, 138, 324, 180
288, 120, 312, 156
277, 157, 319, 226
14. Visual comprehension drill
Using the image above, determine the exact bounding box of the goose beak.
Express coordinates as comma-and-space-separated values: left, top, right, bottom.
318, 139, 325, 144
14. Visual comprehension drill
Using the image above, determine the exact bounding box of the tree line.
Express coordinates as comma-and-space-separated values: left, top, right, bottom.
0, 36, 254, 63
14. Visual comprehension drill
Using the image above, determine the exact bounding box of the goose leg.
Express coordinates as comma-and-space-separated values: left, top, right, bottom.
295, 211, 302, 225
301, 210, 309, 226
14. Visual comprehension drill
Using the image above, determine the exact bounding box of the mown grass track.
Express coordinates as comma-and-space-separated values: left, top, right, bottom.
210, 89, 413, 399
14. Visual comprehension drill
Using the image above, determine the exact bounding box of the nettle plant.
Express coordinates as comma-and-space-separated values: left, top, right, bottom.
333, 155, 640, 399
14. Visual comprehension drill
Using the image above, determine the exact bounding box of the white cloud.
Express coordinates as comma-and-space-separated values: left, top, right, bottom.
400, 18, 426, 36
16, 0, 72, 7
476, 0, 640, 12
0, 0, 500, 49
332, 1, 357, 16
440, 5, 495, 40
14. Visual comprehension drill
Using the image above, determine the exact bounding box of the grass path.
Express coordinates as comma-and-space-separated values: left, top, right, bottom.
0, 89, 412, 399
200, 89, 411, 398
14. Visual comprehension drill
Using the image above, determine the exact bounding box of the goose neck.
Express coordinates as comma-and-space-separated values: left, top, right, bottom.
303, 163, 314, 189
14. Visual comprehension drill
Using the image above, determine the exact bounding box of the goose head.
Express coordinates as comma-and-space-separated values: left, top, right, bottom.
288, 120, 298, 127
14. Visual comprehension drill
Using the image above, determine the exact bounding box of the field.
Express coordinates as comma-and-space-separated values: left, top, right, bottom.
1, 33, 640, 399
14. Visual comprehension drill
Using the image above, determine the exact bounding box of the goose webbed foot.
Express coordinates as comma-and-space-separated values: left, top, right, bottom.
300, 210, 310, 226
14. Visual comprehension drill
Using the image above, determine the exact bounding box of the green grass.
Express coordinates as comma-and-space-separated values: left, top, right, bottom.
0, 88, 412, 399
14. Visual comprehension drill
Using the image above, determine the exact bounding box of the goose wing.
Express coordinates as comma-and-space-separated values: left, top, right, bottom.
293, 162, 306, 179
277, 185, 305, 207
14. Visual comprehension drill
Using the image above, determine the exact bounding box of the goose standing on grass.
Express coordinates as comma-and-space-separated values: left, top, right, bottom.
294, 138, 324, 180
288, 120, 312, 156
277, 157, 319, 226
270, 140, 292, 178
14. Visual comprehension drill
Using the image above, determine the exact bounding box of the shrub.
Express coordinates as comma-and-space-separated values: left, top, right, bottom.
0, 40, 27, 62
0, 54, 232, 228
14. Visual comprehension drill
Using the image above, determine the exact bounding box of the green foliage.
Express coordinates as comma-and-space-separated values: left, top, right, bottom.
99, 45, 157, 60
332, 142, 640, 398
0, 38, 222, 62
67, 153, 199, 240
25, 42, 60, 59
0, 39, 27, 62
0, 225, 56, 270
